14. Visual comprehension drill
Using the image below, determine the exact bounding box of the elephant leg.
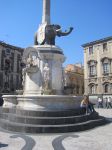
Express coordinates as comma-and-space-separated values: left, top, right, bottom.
44, 37, 49, 45
51, 38, 55, 45
47, 38, 51, 45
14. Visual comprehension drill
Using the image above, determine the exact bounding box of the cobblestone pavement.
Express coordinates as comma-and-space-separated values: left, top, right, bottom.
0, 108, 112, 150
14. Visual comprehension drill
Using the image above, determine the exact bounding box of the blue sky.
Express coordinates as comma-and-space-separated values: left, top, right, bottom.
0, 0, 112, 66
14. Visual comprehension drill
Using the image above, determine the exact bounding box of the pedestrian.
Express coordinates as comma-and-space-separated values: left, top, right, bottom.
80, 96, 87, 113
107, 97, 112, 109
97, 96, 103, 108
105, 97, 108, 108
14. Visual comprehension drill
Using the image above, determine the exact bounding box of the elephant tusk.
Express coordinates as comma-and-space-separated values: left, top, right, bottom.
56, 29, 61, 32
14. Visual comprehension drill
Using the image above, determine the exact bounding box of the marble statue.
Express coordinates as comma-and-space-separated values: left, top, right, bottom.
43, 63, 50, 90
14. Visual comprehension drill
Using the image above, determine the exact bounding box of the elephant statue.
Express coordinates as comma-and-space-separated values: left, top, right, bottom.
34, 24, 73, 45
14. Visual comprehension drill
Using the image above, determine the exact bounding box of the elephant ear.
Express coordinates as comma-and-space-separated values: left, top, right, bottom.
55, 25, 61, 29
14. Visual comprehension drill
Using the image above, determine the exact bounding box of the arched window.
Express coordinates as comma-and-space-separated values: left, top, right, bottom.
101, 57, 110, 75
104, 84, 109, 93
82, 86, 84, 94
89, 84, 96, 94
91, 85, 95, 94
76, 85, 79, 94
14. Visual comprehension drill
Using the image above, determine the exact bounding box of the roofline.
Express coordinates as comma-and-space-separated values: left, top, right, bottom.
0, 41, 24, 52
65, 70, 84, 75
82, 36, 112, 48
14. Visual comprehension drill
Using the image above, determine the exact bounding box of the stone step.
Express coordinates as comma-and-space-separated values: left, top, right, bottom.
1, 107, 86, 117
0, 117, 106, 133
0, 112, 99, 125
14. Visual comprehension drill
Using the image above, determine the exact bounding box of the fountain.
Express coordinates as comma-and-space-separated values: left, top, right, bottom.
0, 0, 106, 133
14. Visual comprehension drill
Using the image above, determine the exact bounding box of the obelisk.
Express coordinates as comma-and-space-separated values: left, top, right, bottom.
42, 0, 50, 24
35, 0, 73, 45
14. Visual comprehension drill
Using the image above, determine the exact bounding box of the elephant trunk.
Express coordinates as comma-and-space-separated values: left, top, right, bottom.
57, 27, 73, 37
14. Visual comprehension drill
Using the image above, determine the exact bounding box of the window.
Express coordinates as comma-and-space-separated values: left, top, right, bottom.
0, 73, 3, 90
5, 59, 11, 71
11, 53, 14, 71
5, 48, 11, 56
82, 86, 84, 94
16, 75, 19, 89
111, 84, 112, 92
17, 54, 21, 73
1, 50, 5, 70
90, 65, 96, 76
88, 60, 97, 77
103, 63, 109, 74
101, 58, 110, 75
76, 85, 79, 94
91, 85, 95, 94
89, 84, 96, 94
104, 84, 109, 93
103, 43, 107, 51
89, 46, 93, 55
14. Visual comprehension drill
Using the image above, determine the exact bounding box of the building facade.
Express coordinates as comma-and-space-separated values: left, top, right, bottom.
82, 36, 112, 95
0, 41, 24, 94
64, 63, 84, 96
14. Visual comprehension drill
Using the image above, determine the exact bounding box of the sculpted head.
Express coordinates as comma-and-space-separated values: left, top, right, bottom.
45, 63, 49, 67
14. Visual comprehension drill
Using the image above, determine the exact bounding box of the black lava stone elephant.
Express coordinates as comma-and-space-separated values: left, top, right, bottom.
34, 24, 73, 45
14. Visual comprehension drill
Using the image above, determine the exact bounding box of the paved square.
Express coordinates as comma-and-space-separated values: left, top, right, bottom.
0, 108, 112, 150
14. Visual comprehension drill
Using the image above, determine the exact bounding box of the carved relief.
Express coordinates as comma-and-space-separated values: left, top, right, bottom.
23, 51, 39, 73
89, 78, 97, 83
22, 51, 40, 86
102, 76, 111, 82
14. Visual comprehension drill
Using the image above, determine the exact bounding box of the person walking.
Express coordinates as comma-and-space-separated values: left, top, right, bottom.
105, 97, 108, 108
107, 97, 112, 109
97, 96, 103, 108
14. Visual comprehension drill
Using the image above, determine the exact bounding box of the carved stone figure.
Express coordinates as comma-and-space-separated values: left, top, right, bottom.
43, 63, 50, 90
22, 52, 40, 86
34, 25, 73, 45
22, 67, 26, 86
26, 54, 33, 68
24, 52, 39, 73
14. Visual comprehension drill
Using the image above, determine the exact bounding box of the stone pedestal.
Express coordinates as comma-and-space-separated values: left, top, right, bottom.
23, 45, 65, 96
17, 95, 82, 110
2, 94, 82, 111
2, 45, 67, 111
